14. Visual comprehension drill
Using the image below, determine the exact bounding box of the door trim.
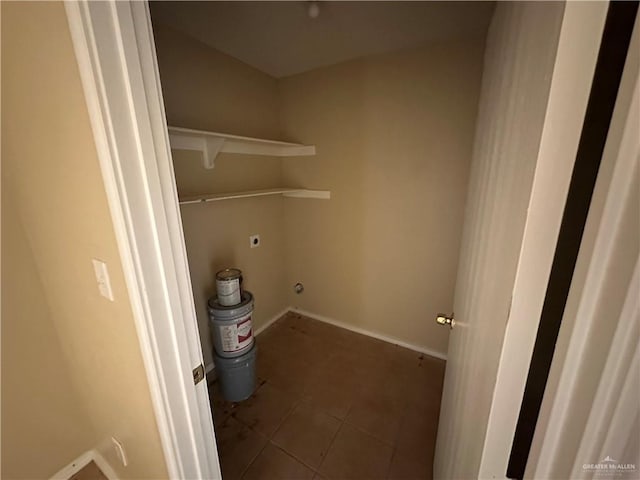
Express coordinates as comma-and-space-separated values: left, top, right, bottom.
526, 11, 640, 477
476, 3, 610, 477
507, 2, 639, 477
64, 1, 221, 478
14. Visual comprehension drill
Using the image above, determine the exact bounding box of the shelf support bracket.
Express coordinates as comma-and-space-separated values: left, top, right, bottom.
168, 132, 225, 169
202, 137, 224, 169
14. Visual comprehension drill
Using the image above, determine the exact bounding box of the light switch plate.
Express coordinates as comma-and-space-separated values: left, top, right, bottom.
92, 259, 114, 301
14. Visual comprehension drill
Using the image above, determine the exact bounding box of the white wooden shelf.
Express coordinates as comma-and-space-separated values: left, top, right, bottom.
179, 188, 331, 205
168, 126, 316, 169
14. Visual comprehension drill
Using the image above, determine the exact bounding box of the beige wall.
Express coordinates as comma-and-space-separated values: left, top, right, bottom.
2, 188, 95, 478
280, 41, 484, 356
152, 23, 280, 140
2, 3, 168, 478
153, 23, 286, 367
153, 21, 484, 359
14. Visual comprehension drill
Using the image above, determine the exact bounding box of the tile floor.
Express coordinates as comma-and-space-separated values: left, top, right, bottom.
209, 312, 445, 480
69, 461, 108, 480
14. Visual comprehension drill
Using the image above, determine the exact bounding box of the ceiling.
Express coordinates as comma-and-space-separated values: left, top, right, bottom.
150, 1, 495, 78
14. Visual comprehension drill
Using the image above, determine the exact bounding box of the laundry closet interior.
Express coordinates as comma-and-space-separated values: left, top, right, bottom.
149, 2, 492, 478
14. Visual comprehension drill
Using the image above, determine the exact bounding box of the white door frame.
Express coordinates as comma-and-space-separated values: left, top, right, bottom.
65, 1, 221, 478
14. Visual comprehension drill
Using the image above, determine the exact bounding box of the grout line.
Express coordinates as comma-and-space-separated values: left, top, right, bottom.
385, 398, 413, 479
240, 394, 306, 477
316, 418, 346, 477
309, 403, 349, 424
233, 313, 440, 479
342, 418, 399, 450
386, 447, 399, 480
269, 440, 320, 475
343, 402, 355, 424
234, 382, 289, 478
271, 399, 347, 476
333, 418, 402, 478
238, 435, 269, 480
269, 394, 302, 441
329, 375, 409, 462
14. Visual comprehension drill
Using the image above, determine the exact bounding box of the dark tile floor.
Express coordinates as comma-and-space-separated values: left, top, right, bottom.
209, 312, 445, 480
69, 461, 108, 480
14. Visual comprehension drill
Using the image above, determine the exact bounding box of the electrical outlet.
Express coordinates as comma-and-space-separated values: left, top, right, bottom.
92, 259, 114, 301
249, 234, 260, 248
111, 437, 128, 467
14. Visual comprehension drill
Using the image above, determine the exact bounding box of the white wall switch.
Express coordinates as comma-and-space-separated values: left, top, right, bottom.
249, 234, 260, 248
92, 259, 114, 301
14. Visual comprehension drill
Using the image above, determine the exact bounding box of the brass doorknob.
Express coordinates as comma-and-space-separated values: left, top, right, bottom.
436, 313, 455, 329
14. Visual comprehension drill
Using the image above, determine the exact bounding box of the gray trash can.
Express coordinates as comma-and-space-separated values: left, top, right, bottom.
214, 343, 257, 402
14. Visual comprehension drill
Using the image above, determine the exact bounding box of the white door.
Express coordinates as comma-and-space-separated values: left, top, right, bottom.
434, 2, 609, 479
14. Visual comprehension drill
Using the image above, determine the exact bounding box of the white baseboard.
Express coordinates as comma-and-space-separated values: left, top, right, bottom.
254, 307, 291, 336
50, 449, 118, 480
291, 307, 448, 361
205, 306, 445, 372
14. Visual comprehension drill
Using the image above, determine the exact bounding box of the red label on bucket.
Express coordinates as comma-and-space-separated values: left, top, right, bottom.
237, 316, 252, 344
218, 312, 253, 352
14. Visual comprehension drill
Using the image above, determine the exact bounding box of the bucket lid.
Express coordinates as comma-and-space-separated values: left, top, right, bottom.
213, 342, 257, 365
208, 290, 253, 317
216, 268, 242, 281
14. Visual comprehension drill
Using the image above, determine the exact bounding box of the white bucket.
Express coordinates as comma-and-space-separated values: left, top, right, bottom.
208, 291, 254, 358
216, 268, 242, 306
